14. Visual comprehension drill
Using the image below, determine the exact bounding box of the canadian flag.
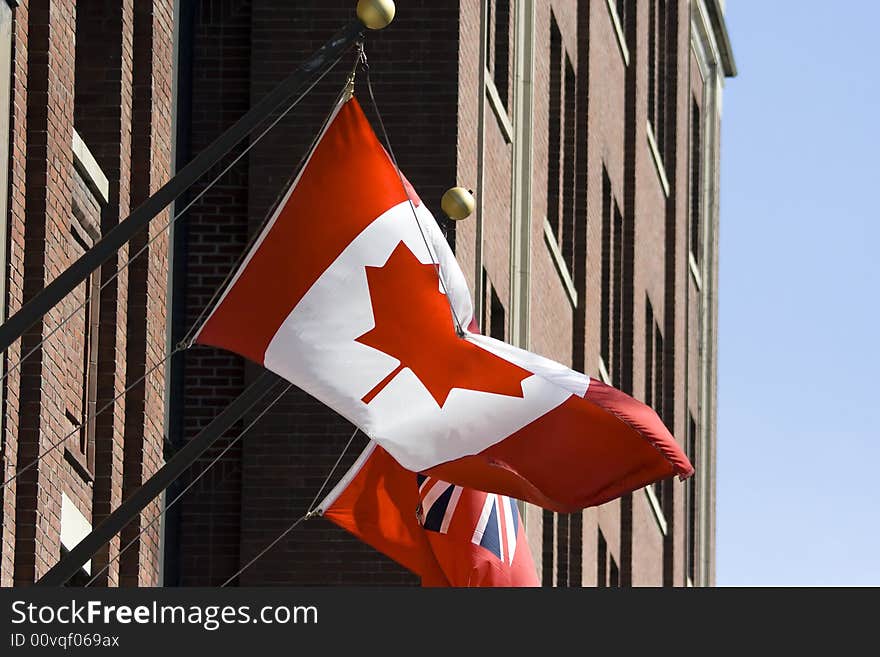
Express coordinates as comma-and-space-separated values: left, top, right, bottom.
194, 96, 693, 513
318, 443, 539, 587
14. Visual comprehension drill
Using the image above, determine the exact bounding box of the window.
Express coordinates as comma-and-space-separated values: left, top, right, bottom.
547, 17, 562, 243
644, 296, 665, 420
648, 0, 671, 161
542, 509, 555, 586
561, 58, 576, 270
487, 0, 511, 110
600, 168, 626, 388
645, 296, 666, 514
597, 529, 621, 588
615, 0, 631, 31
556, 512, 569, 587
690, 98, 702, 263
481, 269, 506, 341
546, 13, 578, 278
555, 513, 582, 587
64, 214, 100, 479
686, 413, 698, 583
614, 0, 632, 50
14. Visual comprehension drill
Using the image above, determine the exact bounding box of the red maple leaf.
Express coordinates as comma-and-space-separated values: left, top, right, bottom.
356, 242, 530, 407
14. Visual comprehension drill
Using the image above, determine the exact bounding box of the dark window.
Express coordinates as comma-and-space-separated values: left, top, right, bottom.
547, 16, 562, 242
612, 203, 625, 388
615, 0, 631, 45
554, 512, 582, 587
481, 268, 506, 341
561, 56, 577, 271
489, 286, 505, 342
616, 0, 629, 25
556, 512, 569, 587
542, 509, 555, 587
645, 298, 655, 409
690, 98, 702, 263
489, 0, 511, 109
645, 296, 666, 514
600, 171, 612, 371
597, 528, 620, 588
686, 414, 698, 582
644, 296, 665, 418
547, 13, 578, 277
600, 169, 626, 386
648, 0, 672, 161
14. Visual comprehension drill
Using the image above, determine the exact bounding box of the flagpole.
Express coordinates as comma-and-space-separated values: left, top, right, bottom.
0, 0, 394, 355
35, 371, 282, 586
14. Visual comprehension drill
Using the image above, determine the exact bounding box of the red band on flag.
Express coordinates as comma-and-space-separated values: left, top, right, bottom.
425, 382, 692, 513
195, 98, 408, 363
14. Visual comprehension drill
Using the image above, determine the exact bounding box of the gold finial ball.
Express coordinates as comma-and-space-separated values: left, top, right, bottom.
356, 0, 396, 30
441, 187, 476, 221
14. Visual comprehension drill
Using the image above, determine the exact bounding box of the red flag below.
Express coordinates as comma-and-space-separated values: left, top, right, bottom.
319, 443, 539, 587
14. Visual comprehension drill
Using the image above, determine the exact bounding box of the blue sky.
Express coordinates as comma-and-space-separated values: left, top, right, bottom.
717, 2, 879, 585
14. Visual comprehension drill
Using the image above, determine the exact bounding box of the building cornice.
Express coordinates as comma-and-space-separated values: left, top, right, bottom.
705, 0, 737, 77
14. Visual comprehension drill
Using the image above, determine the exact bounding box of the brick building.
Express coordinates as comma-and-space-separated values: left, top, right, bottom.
166, 0, 734, 588
0, 0, 174, 585
1, 0, 734, 587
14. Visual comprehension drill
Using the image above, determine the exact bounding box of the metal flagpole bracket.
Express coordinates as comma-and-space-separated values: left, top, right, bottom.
344, 41, 367, 101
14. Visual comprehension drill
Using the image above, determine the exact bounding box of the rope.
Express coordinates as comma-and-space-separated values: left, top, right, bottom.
84, 380, 293, 587
219, 425, 360, 587
361, 52, 467, 337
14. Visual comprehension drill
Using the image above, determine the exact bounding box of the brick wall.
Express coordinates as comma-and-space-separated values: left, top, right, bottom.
1, 0, 31, 587
168, 0, 253, 586
1, 0, 174, 586
15, 0, 81, 585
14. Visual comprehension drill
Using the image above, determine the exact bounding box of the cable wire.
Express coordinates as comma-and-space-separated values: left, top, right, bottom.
84, 380, 293, 587
219, 425, 360, 587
